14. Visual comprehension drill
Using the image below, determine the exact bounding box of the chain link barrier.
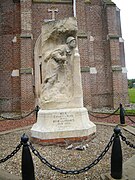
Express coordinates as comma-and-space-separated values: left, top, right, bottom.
88, 107, 120, 119
120, 104, 135, 124
0, 106, 39, 120
1, 104, 134, 125
0, 126, 135, 178
0, 143, 22, 163
89, 104, 135, 125
29, 133, 115, 175
124, 113, 135, 124
120, 133, 135, 149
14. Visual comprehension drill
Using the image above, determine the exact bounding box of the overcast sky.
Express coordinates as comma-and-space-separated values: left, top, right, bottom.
112, 0, 135, 79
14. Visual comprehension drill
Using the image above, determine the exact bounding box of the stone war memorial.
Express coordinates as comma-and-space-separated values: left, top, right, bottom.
0, 0, 129, 114
0, 2, 135, 179
31, 17, 96, 143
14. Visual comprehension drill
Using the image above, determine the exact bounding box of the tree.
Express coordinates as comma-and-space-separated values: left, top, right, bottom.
128, 79, 135, 88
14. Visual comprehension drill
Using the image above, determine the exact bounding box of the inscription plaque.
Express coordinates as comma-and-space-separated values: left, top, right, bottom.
52, 112, 75, 130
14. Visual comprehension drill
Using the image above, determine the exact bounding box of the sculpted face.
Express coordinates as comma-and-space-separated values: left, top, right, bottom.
69, 39, 76, 48
66, 36, 76, 49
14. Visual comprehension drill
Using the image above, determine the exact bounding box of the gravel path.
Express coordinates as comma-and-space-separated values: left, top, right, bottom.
0, 124, 135, 180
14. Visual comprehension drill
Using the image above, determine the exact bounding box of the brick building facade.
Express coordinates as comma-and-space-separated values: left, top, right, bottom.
0, 0, 129, 113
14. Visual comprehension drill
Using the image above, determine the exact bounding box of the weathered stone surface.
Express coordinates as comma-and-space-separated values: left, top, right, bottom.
100, 155, 135, 180
35, 17, 83, 110
31, 17, 96, 143
31, 108, 96, 141
123, 155, 135, 180
0, 169, 21, 180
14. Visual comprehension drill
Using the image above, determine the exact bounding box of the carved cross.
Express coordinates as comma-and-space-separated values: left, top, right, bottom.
48, 8, 58, 20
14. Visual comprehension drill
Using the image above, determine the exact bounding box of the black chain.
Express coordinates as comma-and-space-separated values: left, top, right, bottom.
120, 133, 135, 149
0, 143, 22, 163
29, 134, 114, 175
0, 108, 36, 120
89, 107, 119, 119
125, 113, 135, 124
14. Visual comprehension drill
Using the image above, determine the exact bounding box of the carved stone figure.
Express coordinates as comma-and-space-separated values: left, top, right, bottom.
43, 37, 76, 93
31, 18, 96, 144
36, 18, 83, 109
41, 37, 76, 103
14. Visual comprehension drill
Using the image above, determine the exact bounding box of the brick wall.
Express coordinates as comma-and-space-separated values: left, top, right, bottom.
0, 0, 21, 112
0, 0, 129, 113
20, 0, 35, 112
32, 1, 73, 45
106, 4, 129, 108
79, 1, 114, 108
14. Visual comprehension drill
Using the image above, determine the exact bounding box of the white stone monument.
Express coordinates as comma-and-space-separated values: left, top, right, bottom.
31, 17, 96, 144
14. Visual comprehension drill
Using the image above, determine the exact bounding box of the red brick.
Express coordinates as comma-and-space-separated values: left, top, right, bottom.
0, 0, 129, 113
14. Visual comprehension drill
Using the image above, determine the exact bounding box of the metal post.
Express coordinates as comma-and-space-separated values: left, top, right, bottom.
21, 134, 35, 180
120, 103, 125, 124
35, 105, 40, 120
111, 126, 122, 179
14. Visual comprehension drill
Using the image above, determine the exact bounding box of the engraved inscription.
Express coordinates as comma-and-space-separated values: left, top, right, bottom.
52, 112, 75, 129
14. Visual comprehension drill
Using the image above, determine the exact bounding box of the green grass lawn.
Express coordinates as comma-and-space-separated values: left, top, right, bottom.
128, 88, 135, 103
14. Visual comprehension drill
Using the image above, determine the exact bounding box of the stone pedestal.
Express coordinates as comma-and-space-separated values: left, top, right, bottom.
31, 107, 96, 144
